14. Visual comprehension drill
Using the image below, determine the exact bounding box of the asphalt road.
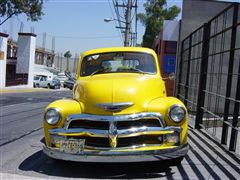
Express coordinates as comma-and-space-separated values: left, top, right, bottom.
0, 90, 72, 146
0, 90, 239, 180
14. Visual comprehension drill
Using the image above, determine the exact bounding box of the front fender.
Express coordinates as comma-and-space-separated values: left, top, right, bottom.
148, 97, 188, 144
43, 99, 81, 146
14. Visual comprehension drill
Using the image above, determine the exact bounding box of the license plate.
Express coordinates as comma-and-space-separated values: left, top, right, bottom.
60, 139, 85, 154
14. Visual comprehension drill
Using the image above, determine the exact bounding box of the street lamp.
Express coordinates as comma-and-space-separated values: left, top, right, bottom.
104, 17, 130, 46
104, 18, 126, 24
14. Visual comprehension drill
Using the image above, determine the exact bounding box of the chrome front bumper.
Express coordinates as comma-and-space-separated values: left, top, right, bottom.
44, 112, 188, 162
43, 144, 189, 162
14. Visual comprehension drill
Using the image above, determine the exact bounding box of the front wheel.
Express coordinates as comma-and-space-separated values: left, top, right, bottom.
167, 157, 184, 166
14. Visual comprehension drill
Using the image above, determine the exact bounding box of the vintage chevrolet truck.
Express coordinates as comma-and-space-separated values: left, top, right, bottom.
43, 47, 188, 164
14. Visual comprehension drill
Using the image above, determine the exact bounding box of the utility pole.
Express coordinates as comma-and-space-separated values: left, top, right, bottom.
112, 0, 137, 47
124, 0, 132, 47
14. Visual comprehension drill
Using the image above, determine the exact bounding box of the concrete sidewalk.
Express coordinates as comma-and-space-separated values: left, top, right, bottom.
174, 128, 240, 180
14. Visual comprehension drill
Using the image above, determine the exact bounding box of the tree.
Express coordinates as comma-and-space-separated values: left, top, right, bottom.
138, 0, 180, 48
0, 0, 44, 26
64, 50, 72, 71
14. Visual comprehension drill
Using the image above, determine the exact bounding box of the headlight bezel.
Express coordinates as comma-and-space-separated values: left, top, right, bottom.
168, 104, 186, 123
44, 108, 61, 125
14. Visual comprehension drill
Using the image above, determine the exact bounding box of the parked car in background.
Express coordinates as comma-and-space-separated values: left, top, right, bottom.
50, 78, 61, 89
57, 72, 68, 86
33, 75, 60, 89
63, 77, 76, 90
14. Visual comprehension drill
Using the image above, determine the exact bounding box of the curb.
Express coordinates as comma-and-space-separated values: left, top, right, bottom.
0, 173, 46, 180
0, 88, 49, 94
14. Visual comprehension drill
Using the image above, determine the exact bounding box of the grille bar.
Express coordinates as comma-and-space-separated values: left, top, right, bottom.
65, 112, 165, 129
49, 126, 180, 138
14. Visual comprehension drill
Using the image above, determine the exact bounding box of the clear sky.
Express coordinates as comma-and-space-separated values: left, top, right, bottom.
0, 0, 183, 56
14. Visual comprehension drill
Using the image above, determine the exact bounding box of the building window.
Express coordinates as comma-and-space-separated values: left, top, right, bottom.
165, 41, 177, 54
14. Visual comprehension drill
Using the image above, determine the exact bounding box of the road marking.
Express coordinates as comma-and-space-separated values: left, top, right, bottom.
0, 127, 43, 147
1, 102, 29, 108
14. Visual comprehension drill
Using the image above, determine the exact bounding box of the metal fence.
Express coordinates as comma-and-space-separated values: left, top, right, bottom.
176, 3, 240, 155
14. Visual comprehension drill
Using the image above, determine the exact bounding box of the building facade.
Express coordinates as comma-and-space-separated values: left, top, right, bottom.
154, 20, 179, 96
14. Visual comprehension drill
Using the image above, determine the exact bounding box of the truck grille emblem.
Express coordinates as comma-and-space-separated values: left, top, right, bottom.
109, 121, 118, 148
96, 102, 134, 112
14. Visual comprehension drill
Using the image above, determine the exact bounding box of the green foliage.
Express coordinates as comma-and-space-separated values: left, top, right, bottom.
64, 50, 72, 71
138, 0, 180, 48
64, 50, 72, 59
0, 0, 44, 25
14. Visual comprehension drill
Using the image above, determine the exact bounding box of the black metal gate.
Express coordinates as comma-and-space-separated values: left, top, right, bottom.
176, 3, 240, 155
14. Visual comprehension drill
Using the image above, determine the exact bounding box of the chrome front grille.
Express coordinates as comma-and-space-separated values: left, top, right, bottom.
50, 112, 176, 149
68, 120, 109, 130
68, 118, 162, 130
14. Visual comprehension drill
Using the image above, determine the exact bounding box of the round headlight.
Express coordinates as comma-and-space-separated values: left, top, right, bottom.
45, 108, 61, 125
168, 105, 186, 123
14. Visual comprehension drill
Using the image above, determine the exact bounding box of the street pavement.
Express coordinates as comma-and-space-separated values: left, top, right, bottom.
0, 90, 240, 180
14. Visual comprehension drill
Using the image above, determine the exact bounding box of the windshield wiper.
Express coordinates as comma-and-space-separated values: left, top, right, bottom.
91, 69, 104, 76
91, 67, 111, 76
128, 67, 152, 74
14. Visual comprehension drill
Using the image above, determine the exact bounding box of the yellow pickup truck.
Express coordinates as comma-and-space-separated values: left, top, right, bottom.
43, 47, 188, 164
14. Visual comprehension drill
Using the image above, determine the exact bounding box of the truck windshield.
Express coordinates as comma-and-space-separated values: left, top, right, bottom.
80, 52, 157, 76
34, 76, 41, 80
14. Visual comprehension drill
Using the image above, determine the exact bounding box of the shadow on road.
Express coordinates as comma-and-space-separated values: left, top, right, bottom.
18, 129, 240, 179
19, 150, 175, 179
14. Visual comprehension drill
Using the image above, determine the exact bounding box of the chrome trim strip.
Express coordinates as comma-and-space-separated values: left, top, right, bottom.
43, 144, 189, 162
49, 126, 181, 138
65, 112, 165, 129
50, 128, 108, 137
84, 144, 148, 150
96, 102, 134, 112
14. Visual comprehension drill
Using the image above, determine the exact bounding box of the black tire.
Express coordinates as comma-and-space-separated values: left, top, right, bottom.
167, 157, 184, 166
47, 84, 51, 89
36, 84, 40, 88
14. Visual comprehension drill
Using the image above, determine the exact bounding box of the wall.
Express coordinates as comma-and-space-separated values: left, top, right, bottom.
0, 33, 8, 88
180, 0, 230, 41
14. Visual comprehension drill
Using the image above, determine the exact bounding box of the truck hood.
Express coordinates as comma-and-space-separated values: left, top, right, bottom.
74, 74, 166, 114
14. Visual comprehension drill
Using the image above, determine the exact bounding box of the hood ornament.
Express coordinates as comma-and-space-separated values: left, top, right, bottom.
96, 102, 134, 112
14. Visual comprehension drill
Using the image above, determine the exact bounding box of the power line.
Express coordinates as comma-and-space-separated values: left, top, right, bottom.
37, 33, 120, 40
112, 0, 138, 46
108, 0, 123, 44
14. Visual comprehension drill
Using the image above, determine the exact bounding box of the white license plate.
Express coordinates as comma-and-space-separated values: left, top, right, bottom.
60, 139, 85, 154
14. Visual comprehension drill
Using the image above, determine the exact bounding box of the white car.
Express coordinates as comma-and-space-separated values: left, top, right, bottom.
57, 72, 68, 86
33, 75, 60, 89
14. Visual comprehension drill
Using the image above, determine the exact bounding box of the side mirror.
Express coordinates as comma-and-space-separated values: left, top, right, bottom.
162, 73, 176, 80
168, 73, 176, 80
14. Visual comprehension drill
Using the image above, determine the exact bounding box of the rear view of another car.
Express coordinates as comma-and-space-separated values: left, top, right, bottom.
57, 72, 68, 86
63, 77, 76, 90
50, 78, 61, 89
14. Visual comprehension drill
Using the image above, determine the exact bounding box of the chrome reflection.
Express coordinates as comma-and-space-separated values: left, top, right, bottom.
96, 102, 134, 112
64, 112, 165, 129
49, 126, 181, 138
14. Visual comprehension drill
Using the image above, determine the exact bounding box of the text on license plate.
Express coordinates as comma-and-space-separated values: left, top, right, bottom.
60, 139, 85, 154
